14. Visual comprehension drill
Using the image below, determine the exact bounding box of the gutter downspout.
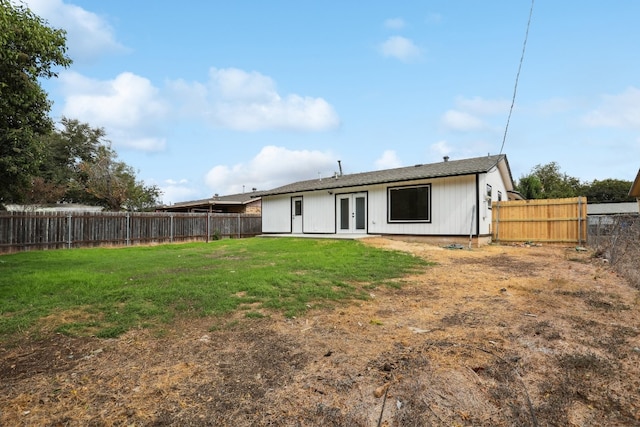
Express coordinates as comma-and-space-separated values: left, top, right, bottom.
475, 173, 481, 244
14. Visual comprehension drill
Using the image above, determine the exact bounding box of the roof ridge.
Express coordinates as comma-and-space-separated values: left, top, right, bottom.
263, 154, 509, 196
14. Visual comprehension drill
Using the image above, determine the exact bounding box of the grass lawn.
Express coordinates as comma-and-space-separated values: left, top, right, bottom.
0, 238, 430, 340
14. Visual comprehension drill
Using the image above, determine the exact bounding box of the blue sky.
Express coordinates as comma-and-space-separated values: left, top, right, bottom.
23, 0, 640, 204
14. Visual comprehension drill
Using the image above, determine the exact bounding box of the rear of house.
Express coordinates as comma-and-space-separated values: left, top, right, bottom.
261, 154, 514, 246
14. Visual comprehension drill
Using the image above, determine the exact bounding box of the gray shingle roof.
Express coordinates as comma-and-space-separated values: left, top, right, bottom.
263, 154, 512, 196
159, 191, 263, 209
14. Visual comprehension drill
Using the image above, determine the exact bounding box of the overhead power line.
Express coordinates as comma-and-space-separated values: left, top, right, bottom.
499, 0, 535, 155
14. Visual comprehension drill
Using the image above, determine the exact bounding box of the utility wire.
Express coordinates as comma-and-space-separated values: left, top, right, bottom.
499, 0, 535, 155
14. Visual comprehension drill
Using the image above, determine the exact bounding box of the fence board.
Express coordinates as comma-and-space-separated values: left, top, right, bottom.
492, 197, 587, 244
0, 212, 262, 253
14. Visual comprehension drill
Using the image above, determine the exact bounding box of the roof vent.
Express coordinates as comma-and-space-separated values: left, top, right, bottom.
443, 156, 450, 162
337, 160, 343, 177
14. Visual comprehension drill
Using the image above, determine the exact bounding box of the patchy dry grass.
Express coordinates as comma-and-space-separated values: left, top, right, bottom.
1, 239, 639, 426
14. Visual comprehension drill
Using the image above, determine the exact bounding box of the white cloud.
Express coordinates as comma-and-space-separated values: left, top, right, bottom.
454, 96, 509, 116
379, 36, 423, 62
170, 67, 340, 132
440, 110, 487, 132
165, 178, 189, 186
22, 0, 127, 62
384, 18, 405, 30
60, 72, 167, 127
582, 87, 640, 129
205, 146, 336, 194
60, 71, 169, 151
56, 66, 339, 152
439, 96, 509, 132
430, 140, 453, 158
209, 68, 277, 102
374, 150, 402, 169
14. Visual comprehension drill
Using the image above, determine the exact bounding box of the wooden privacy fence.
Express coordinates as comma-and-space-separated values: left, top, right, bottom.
492, 197, 587, 244
0, 211, 262, 253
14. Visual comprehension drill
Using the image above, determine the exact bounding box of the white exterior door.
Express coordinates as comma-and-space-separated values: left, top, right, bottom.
337, 193, 367, 233
291, 197, 303, 233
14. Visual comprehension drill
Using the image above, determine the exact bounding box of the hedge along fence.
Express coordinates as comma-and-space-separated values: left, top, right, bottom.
0, 211, 262, 253
492, 197, 588, 244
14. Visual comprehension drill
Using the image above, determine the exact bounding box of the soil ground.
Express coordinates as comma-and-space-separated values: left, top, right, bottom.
1, 239, 640, 426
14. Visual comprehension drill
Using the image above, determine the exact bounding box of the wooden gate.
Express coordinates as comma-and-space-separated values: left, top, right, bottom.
492, 197, 587, 244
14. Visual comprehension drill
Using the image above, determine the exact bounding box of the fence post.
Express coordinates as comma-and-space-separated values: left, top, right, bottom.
9, 212, 14, 248
577, 196, 583, 245
170, 214, 174, 243
67, 213, 72, 249
494, 201, 500, 243
206, 213, 210, 243
237, 214, 241, 238
126, 213, 130, 246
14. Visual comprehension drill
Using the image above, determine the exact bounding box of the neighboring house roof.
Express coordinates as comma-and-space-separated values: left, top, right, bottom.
158, 191, 263, 211
262, 154, 513, 196
587, 202, 639, 215
629, 169, 640, 198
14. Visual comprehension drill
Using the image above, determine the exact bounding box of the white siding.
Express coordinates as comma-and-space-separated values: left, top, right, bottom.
262, 192, 336, 233
481, 167, 509, 235
302, 192, 335, 233
368, 175, 476, 235
262, 195, 292, 233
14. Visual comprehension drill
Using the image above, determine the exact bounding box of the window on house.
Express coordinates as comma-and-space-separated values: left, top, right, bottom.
486, 184, 493, 210
497, 191, 503, 202
388, 184, 431, 222
294, 200, 302, 216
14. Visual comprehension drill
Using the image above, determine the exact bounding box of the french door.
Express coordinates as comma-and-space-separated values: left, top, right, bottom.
337, 193, 367, 233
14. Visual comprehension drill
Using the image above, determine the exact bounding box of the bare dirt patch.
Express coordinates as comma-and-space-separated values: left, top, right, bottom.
2, 239, 640, 426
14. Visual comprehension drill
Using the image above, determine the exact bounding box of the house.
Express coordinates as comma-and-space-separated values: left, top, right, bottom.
260, 154, 515, 246
157, 191, 262, 214
630, 169, 640, 213
587, 202, 639, 216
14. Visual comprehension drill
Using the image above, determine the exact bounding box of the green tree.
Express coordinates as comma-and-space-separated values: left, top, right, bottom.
31, 118, 106, 204
28, 118, 161, 210
515, 175, 543, 199
0, 0, 72, 206
581, 178, 634, 203
517, 162, 581, 199
81, 145, 161, 211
